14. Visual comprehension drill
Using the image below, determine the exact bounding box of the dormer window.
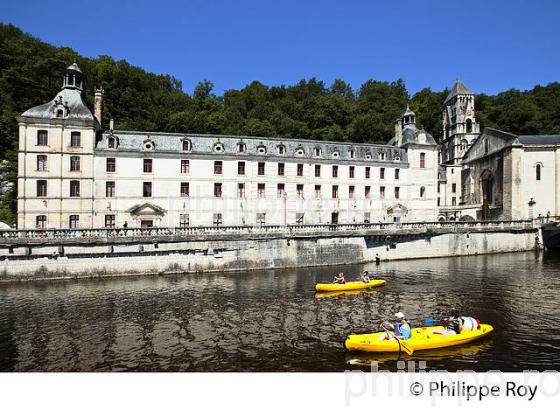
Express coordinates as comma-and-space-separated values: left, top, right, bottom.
349, 149, 355, 159
214, 142, 224, 153
108, 137, 117, 149
182, 139, 192, 152
238, 142, 246, 153
143, 140, 155, 151
364, 152, 372, 160
314, 147, 321, 157
332, 151, 339, 159
295, 147, 305, 157
380, 152, 386, 161
277, 145, 286, 155
257, 145, 266, 155
56, 109, 64, 118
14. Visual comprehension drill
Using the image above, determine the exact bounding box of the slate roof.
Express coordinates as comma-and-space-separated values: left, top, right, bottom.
403, 105, 415, 117
99, 130, 408, 163
518, 135, 560, 145
387, 124, 437, 147
444, 79, 474, 104
21, 88, 95, 121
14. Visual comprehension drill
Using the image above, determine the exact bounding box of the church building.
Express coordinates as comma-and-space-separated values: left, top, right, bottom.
437, 80, 560, 221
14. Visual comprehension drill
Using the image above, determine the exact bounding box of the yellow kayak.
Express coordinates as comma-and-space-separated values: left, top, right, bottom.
314, 288, 383, 298
315, 279, 386, 292
345, 324, 493, 353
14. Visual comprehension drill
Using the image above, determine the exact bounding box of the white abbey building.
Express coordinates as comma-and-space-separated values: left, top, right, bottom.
16, 64, 439, 229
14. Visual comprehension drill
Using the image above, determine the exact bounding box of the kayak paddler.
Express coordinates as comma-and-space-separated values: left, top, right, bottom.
333, 272, 345, 284
431, 309, 463, 336
361, 271, 371, 283
378, 311, 412, 341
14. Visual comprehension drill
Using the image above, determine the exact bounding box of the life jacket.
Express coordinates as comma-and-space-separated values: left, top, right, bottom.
394, 321, 412, 340
446, 317, 462, 333
460, 316, 479, 330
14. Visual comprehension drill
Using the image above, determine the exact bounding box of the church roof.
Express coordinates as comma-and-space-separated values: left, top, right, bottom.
444, 79, 474, 104
21, 88, 95, 121
518, 135, 560, 145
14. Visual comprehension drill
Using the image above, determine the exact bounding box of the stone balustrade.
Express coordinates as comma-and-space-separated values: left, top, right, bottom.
0, 220, 535, 246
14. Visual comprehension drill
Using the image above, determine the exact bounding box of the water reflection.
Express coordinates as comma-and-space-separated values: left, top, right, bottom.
0, 251, 559, 371
345, 340, 496, 369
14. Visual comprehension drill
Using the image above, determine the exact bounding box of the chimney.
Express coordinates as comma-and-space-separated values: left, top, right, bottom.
94, 87, 104, 125
394, 118, 403, 146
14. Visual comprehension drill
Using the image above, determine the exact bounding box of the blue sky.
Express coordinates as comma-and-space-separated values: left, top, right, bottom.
2, 0, 559, 96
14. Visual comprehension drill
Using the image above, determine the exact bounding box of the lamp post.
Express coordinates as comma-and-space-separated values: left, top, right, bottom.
528, 197, 536, 222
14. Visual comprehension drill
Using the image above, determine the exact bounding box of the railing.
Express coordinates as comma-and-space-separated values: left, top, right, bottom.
0, 220, 535, 243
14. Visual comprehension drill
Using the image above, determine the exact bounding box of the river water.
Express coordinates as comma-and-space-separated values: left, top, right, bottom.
0, 251, 559, 372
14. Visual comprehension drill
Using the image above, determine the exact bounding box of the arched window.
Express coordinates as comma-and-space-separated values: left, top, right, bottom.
466, 119, 473, 133
420, 152, 426, 168
56, 109, 64, 118
536, 164, 542, 181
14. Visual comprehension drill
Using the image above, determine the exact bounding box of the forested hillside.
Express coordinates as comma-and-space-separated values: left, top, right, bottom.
1, 22, 560, 224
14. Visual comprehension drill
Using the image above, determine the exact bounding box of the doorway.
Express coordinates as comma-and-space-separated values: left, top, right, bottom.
141, 220, 154, 229
331, 212, 338, 224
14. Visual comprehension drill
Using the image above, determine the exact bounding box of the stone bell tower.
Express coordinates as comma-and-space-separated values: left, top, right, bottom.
441, 79, 480, 165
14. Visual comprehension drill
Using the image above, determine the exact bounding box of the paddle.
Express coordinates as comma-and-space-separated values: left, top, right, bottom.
378, 322, 414, 355
424, 317, 448, 326
399, 340, 414, 355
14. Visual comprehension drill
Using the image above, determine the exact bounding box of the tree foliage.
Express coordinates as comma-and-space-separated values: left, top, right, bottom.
1, 22, 560, 224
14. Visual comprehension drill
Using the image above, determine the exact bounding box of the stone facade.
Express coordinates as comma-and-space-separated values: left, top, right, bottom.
436, 80, 560, 222
15, 64, 439, 229
460, 129, 560, 220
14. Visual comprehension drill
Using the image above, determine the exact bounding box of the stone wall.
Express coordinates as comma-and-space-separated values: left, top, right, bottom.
0, 226, 540, 282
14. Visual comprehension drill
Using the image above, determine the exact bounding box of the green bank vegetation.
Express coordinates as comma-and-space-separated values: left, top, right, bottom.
1, 22, 559, 224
